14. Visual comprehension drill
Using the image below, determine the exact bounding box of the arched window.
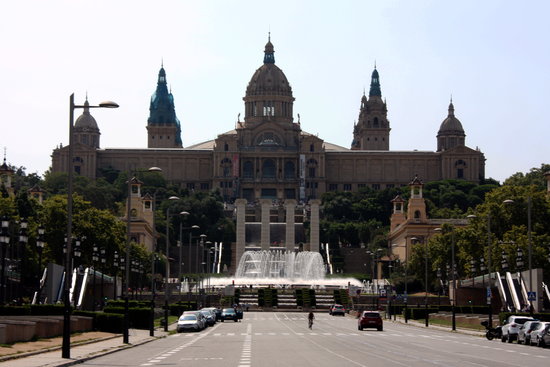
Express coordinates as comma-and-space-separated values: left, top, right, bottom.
224, 143, 229, 151
310, 144, 314, 152
262, 159, 276, 178
414, 210, 421, 219
284, 161, 295, 179
131, 208, 138, 218
373, 117, 379, 128
243, 161, 254, 178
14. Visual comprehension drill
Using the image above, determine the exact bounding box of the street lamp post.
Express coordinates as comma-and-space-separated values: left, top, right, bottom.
63, 93, 118, 358
113, 251, 119, 300
123, 167, 161, 344
0, 217, 9, 305
100, 248, 106, 308
435, 227, 456, 331
35, 225, 45, 304
467, 212, 493, 327
178, 211, 190, 296
92, 245, 99, 311
164, 196, 181, 332
17, 219, 28, 303
504, 197, 533, 314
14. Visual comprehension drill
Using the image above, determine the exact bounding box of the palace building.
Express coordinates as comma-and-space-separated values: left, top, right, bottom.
51, 37, 485, 204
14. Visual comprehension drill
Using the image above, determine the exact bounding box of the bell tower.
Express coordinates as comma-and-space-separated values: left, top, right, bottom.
351, 67, 390, 150
147, 65, 183, 148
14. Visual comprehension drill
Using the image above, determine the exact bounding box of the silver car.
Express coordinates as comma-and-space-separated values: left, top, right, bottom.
177, 312, 206, 332
518, 320, 540, 345
530, 322, 550, 347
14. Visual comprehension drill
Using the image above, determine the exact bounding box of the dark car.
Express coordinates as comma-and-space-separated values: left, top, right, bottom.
200, 309, 216, 327
329, 304, 346, 316
205, 307, 222, 321
220, 308, 238, 322
358, 311, 383, 331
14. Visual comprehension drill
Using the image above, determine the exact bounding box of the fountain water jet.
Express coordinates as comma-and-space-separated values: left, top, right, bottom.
235, 250, 326, 280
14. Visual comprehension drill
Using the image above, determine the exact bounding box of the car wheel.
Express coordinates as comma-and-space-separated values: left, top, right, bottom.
358, 325, 363, 331
501, 334, 507, 343
221, 319, 224, 322
378, 326, 383, 331
507, 336, 513, 343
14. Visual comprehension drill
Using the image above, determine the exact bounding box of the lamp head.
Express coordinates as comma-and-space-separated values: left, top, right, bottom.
98, 101, 119, 108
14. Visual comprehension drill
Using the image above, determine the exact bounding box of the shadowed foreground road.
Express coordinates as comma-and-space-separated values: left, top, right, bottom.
78, 312, 550, 367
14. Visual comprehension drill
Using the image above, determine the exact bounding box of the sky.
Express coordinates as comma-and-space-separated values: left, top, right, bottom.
1, 0, 549, 183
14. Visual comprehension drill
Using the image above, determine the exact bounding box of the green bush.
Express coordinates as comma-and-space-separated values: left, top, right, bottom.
102, 306, 151, 329
0, 306, 31, 315
73, 310, 124, 333
105, 300, 149, 308
295, 289, 304, 307
30, 304, 66, 315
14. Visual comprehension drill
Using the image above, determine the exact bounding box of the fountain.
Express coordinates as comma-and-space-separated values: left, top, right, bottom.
208, 249, 362, 288
235, 250, 326, 280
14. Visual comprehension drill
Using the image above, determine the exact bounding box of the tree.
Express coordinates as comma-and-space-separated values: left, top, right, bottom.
503, 163, 550, 189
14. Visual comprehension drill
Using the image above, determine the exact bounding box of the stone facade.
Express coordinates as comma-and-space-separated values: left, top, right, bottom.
51, 38, 486, 257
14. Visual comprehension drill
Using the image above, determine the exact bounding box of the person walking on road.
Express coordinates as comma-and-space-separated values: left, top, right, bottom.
308, 311, 315, 329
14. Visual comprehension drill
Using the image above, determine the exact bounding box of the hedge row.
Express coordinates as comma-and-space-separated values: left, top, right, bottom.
258, 288, 277, 307
102, 307, 152, 329
73, 310, 124, 333
0, 304, 67, 316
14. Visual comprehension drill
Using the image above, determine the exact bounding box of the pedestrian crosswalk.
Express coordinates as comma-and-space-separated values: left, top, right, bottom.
174, 331, 453, 338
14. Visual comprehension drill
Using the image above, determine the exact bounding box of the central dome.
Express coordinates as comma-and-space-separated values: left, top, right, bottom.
438, 102, 464, 135
74, 100, 99, 130
245, 40, 293, 97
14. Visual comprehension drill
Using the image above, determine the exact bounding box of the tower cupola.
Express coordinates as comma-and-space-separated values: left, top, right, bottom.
351, 66, 390, 150
146, 65, 183, 148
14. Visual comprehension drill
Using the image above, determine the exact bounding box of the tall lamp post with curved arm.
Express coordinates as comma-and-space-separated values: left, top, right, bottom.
63, 94, 118, 359
123, 166, 162, 344
163, 196, 182, 332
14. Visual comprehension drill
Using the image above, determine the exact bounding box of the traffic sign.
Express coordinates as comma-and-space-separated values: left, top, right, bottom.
528, 291, 536, 301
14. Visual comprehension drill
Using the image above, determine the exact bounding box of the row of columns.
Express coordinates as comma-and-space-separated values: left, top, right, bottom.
235, 198, 321, 265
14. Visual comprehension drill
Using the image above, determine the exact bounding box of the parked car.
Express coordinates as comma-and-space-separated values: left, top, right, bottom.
537, 322, 550, 347
220, 308, 238, 322
358, 311, 383, 331
530, 322, 550, 347
329, 304, 346, 316
518, 320, 540, 345
200, 309, 217, 327
177, 313, 206, 332
501, 315, 534, 343
205, 307, 222, 321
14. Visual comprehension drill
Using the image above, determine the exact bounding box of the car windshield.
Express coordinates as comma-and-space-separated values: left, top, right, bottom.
363, 312, 380, 317
516, 318, 531, 325
334, 306, 343, 309
223, 309, 235, 314
181, 315, 196, 321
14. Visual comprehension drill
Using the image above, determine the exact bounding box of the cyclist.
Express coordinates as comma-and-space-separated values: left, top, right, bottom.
308, 311, 315, 329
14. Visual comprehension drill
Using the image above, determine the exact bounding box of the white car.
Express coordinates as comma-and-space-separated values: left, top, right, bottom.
501, 315, 534, 343
176, 312, 206, 332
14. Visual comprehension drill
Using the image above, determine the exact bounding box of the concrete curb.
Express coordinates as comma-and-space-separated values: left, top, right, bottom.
0, 334, 121, 363
55, 334, 166, 367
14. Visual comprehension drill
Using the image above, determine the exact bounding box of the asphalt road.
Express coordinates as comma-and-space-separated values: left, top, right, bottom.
79, 312, 550, 367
